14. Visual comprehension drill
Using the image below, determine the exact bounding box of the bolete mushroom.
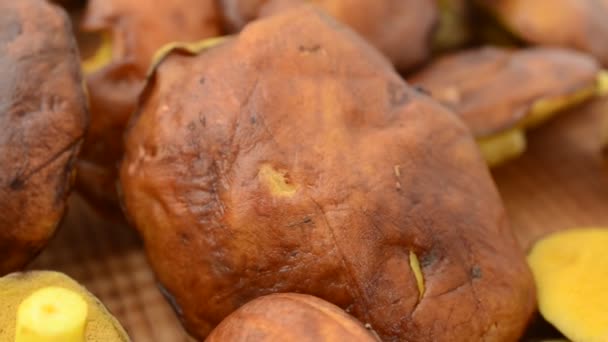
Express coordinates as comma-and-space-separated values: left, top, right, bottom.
410, 47, 604, 167
120, 6, 535, 341
0, 0, 88, 275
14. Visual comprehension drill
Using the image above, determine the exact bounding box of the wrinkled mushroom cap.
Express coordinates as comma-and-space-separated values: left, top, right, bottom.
121, 6, 535, 341
0, 0, 87, 275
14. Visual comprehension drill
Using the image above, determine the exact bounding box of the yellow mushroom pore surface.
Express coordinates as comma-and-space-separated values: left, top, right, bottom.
597, 70, 608, 96
82, 32, 113, 75
15, 286, 88, 342
149, 36, 228, 75
524, 86, 597, 129
476, 129, 526, 167
527, 228, 608, 342
433, 0, 469, 51
477, 80, 601, 168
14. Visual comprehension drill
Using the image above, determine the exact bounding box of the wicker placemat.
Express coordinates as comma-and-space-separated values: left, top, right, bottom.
27, 98, 608, 341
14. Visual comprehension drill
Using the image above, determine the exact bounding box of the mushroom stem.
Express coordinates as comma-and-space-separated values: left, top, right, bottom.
15, 287, 88, 342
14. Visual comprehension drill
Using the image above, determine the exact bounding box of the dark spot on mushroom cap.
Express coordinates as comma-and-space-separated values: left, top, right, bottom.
9, 177, 25, 190
420, 248, 439, 268
180, 232, 191, 245
471, 266, 482, 279
413, 85, 431, 96
299, 44, 321, 53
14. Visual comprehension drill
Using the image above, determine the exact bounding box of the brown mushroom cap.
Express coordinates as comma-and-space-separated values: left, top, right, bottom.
0, 0, 88, 275
220, 0, 438, 71
121, 6, 535, 341
478, 0, 608, 66
206, 293, 379, 341
76, 0, 222, 214
409, 47, 600, 138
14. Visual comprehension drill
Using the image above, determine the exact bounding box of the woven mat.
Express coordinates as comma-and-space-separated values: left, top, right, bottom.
28, 98, 608, 341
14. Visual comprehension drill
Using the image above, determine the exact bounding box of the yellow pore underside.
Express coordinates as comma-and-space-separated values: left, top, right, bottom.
477, 75, 606, 167
528, 228, 608, 342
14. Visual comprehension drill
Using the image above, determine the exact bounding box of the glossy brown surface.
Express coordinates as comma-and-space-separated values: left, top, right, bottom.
220, 0, 438, 71
478, 0, 608, 66
120, 7, 535, 341
77, 0, 222, 213
409, 47, 600, 137
0, 0, 88, 276
206, 293, 378, 341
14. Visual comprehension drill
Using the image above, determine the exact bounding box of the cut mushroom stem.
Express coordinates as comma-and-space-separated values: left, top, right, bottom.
15, 286, 88, 342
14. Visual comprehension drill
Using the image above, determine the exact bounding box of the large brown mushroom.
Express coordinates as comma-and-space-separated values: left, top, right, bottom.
206, 293, 379, 341
410, 47, 603, 167
121, 6, 535, 341
0, 0, 88, 276
219, 0, 438, 71
76, 0, 222, 214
